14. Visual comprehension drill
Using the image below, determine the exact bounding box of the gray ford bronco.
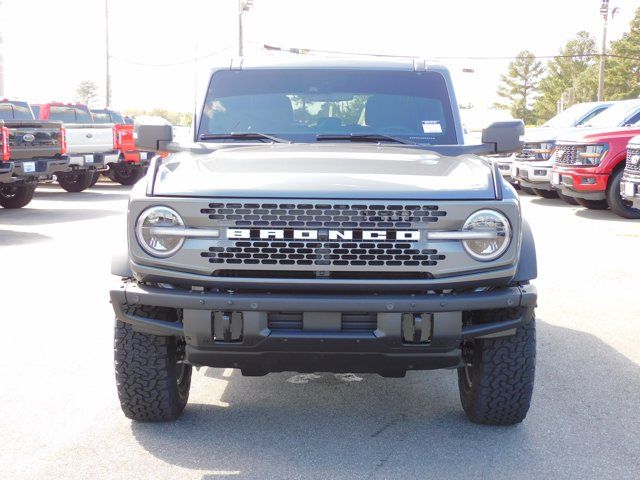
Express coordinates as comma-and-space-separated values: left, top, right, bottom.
110, 57, 537, 425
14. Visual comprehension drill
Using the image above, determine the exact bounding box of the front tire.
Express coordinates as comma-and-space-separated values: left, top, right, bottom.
114, 306, 192, 421
606, 168, 640, 219
0, 183, 36, 209
533, 188, 559, 199
458, 315, 536, 425
576, 198, 609, 210
57, 171, 93, 192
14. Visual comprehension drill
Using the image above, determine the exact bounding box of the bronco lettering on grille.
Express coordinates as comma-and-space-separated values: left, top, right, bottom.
227, 228, 420, 241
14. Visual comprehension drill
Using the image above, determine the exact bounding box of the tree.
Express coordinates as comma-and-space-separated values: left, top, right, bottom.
604, 7, 640, 100
123, 108, 193, 126
533, 31, 598, 122
75, 80, 99, 106
494, 50, 544, 125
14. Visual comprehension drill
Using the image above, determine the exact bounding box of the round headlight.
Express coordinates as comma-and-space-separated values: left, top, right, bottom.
135, 206, 185, 257
462, 210, 512, 262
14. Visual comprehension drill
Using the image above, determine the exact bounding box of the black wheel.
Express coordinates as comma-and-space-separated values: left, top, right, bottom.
89, 171, 101, 187
458, 315, 536, 425
606, 168, 640, 219
520, 187, 536, 195
110, 163, 144, 186
576, 198, 609, 210
559, 193, 579, 205
0, 183, 36, 209
533, 188, 559, 199
57, 171, 93, 192
114, 306, 192, 421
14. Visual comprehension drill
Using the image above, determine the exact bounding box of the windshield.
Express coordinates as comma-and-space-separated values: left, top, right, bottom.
49, 105, 93, 123
584, 101, 640, 128
0, 101, 34, 120
542, 103, 608, 128
198, 69, 457, 145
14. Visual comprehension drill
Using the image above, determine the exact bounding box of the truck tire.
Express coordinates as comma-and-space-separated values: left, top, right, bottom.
576, 198, 609, 210
520, 187, 536, 195
89, 171, 101, 187
57, 171, 94, 192
114, 306, 191, 421
606, 168, 640, 219
533, 188, 558, 199
0, 183, 36, 209
559, 193, 578, 205
457, 315, 536, 425
110, 164, 144, 186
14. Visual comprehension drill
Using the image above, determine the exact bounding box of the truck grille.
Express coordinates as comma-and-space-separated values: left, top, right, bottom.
555, 145, 577, 165
626, 147, 640, 173
516, 143, 539, 160
199, 201, 448, 271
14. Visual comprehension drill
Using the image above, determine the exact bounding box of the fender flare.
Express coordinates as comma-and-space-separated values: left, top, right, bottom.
514, 218, 537, 282
111, 251, 133, 278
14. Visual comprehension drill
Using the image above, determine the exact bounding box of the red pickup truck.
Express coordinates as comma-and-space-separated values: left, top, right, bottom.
91, 108, 154, 185
551, 126, 640, 219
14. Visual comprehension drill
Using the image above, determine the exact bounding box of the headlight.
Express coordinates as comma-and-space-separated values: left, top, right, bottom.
575, 144, 608, 166
462, 210, 512, 261
135, 206, 185, 257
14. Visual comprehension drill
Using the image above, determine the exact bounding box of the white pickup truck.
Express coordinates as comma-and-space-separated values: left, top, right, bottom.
37, 102, 119, 192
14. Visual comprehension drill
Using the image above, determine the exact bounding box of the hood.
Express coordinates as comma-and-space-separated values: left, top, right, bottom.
523, 126, 592, 143
555, 126, 640, 144
152, 143, 497, 200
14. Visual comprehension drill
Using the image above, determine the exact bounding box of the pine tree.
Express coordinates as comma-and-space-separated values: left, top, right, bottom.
494, 50, 544, 125
605, 7, 640, 99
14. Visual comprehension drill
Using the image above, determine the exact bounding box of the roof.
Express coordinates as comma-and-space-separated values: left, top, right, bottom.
216, 56, 449, 74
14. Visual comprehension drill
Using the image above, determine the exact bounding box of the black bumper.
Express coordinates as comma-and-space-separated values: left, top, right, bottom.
110, 281, 536, 375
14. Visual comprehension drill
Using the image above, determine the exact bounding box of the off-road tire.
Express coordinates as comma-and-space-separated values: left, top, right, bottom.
110, 163, 144, 186
458, 316, 536, 425
89, 171, 101, 187
533, 188, 558, 199
559, 193, 578, 205
0, 183, 36, 209
57, 171, 93, 192
114, 306, 192, 421
576, 198, 609, 210
606, 168, 640, 219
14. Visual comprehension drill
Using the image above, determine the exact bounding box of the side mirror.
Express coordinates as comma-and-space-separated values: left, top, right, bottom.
134, 117, 173, 152
482, 120, 524, 154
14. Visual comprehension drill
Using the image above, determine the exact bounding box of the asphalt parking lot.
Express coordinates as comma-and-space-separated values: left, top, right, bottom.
1, 183, 639, 479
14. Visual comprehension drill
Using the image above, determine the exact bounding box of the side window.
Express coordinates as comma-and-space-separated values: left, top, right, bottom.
50, 107, 77, 122
577, 106, 608, 126
0, 104, 14, 120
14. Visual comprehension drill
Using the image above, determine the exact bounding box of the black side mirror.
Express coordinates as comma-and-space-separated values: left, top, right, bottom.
134, 117, 173, 152
482, 120, 524, 154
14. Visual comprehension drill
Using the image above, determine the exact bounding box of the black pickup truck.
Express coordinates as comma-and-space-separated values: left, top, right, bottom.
0, 100, 69, 208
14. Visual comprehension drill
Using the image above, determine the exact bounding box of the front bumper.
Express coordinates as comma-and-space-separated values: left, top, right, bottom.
621, 171, 640, 208
110, 280, 537, 375
513, 162, 554, 191
551, 167, 608, 200
68, 152, 119, 169
12, 156, 70, 179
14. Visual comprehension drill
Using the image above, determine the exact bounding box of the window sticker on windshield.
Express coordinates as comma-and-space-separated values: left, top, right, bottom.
421, 121, 442, 134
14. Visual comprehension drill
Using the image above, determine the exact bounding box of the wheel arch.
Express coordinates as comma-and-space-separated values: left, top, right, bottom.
514, 218, 537, 282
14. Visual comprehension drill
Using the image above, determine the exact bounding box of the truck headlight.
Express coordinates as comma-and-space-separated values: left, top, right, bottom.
576, 144, 608, 166
135, 206, 185, 257
462, 210, 511, 261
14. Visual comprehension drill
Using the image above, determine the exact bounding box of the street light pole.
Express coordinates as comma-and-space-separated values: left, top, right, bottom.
0, 0, 5, 98
238, 0, 253, 57
105, 0, 111, 107
597, 1, 610, 102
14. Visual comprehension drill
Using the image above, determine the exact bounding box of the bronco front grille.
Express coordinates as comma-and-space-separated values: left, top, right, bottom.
555, 145, 577, 165
200, 202, 446, 229
626, 147, 640, 172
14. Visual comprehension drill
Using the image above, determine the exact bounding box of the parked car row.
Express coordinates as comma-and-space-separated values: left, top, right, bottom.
495, 99, 640, 219
0, 99, 156, 209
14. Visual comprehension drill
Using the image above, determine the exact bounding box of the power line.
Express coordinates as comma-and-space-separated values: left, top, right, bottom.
110, 46, 234, 67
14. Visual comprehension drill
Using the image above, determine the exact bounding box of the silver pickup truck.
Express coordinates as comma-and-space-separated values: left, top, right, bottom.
111, 57, 537, 425
38, 103, 119, 192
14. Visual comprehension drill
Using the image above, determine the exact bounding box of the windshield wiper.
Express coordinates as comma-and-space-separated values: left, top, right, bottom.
316, 133, 417, 145
199, 132, 290, 143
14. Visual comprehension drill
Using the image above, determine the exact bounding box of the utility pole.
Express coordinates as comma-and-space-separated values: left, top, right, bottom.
597, 1, 610, 101
105, 0, 111, 107
238, 0, 254, 57
0, 0, 5, 97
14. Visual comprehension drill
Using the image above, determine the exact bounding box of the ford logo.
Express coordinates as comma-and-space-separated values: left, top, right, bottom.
86, 133, 93, 138
22, 134, 35, 142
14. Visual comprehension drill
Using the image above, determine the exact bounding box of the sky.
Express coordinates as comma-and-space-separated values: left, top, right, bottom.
1, 0, 639, 113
